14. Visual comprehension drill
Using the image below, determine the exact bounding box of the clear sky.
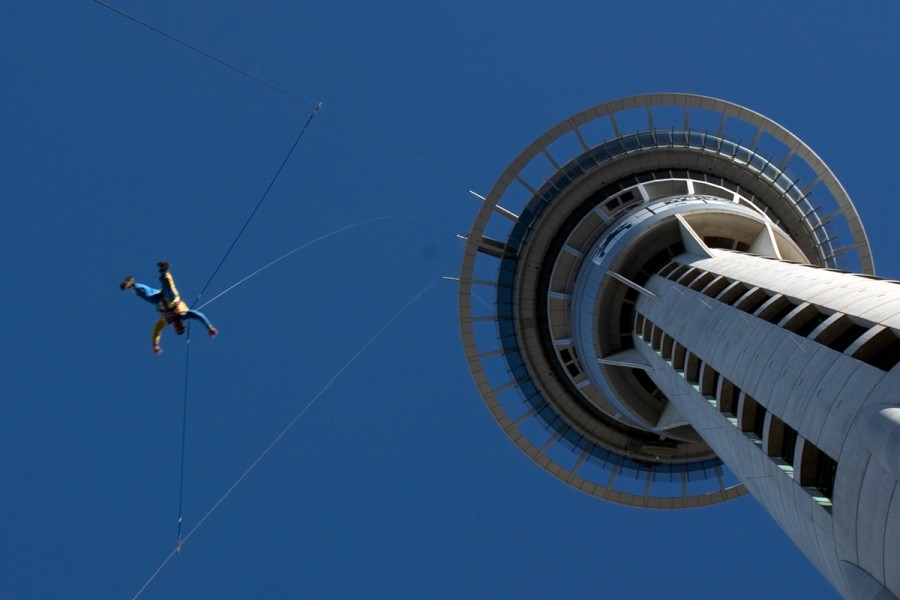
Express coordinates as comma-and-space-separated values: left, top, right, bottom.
3, 1, 899, 598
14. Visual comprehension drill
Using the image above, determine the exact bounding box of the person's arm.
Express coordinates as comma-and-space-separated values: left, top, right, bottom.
184, 310, 217, 337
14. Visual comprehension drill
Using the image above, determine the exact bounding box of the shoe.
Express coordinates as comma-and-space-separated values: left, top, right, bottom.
120, 276, 135, 290
157, 261, 170, 273
208, 327, 218, 338
153, 344, 163, 355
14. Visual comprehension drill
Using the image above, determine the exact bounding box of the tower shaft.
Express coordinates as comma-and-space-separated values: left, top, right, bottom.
628, 249, 900, 597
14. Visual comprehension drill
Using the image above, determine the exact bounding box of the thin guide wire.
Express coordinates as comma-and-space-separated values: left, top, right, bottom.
132, 279, 437, 600
175, 327, 192, 550
92, 0, 469, 191
196, 215, 413, 310
193, 103, 322, 305
92, 0, 318, 109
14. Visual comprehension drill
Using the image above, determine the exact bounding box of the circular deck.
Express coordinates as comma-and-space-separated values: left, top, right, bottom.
459, 94, 870, 508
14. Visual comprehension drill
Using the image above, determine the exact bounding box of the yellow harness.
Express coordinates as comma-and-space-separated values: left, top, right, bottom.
157, 272, 188, 316
158, 297, 188, 317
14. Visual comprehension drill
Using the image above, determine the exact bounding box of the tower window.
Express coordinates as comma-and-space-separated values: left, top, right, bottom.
800, 443, 837, 508
656, 261, 680, 279
672, 342, 686, 372
755, 294, 797, 325
660, 333, 674, 360
666, 264, 691, 282
642, 316, 653, 341
685, 353, 701, 384
734, 287, 770, 313
634, 313, 646, 337
700, 364, 719, 399
688, 271, 716, 291
740, 394, 766, 442
767, 414, 798, 476
718, 379, 740, 417
676, 267, 701, 286
781, 303, 827, 337
851, 326, 900, 371
717, 281, 750, 305
700, 276, 731, 298
650, 325, 663, 351
813, 314, 868, 353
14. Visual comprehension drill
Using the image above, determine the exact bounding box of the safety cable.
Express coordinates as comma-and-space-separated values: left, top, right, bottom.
195, 215, 413, 311
177, 215, 415, 550
92, 0, 318, 109
94, 4, 468, 596
92, 0, 469, 191
170, 99, 319, 558
132, 279, 438, 600
193, 102, 321, 306
175, 326, 192, 550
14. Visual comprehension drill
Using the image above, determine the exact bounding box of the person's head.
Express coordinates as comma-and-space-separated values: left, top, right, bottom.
173, 319, 186, 335
158, 260, 170, 273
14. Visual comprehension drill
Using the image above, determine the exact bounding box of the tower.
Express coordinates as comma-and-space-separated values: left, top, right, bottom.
459, 94, 900, 600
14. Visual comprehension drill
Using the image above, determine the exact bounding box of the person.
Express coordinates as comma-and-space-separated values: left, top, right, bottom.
120, 261, 217, 354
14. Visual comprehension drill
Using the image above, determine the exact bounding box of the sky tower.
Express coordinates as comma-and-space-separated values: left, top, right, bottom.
459, 94, 900, 599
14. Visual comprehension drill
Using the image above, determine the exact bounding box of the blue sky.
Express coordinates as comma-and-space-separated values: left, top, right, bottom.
3, 1, 899, 598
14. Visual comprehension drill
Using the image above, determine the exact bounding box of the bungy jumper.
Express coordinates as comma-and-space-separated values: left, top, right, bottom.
121, 261, 217, 354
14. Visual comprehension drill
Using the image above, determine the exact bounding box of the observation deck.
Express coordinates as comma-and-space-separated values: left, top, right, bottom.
458, 93, 871, 509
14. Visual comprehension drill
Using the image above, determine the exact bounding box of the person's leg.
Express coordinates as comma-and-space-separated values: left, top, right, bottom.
133, 283, 162, 306
152, 317, 167, 353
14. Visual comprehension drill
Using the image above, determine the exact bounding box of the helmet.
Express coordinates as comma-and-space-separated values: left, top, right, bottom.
173, 319, 186, 335
158, 260, 170, 273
